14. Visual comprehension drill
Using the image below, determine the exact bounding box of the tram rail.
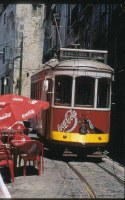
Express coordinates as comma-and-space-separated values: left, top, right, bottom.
60, 148, 125, 198
97, 163, 124, 185
66, 162, 97, 198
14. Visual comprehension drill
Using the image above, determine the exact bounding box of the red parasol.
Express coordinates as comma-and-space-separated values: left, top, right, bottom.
0, 94, 30, 108
6, 121, 25, 131
0, 94, 49, 131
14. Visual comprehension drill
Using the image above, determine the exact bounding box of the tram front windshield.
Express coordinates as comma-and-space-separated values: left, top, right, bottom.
97, 78, 110, 108
54, 75, 110, 108
75, 76, 95, 107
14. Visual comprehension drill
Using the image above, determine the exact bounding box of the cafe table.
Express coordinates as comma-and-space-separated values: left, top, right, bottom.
10, 137, 31, 167
0, 130, 17, 144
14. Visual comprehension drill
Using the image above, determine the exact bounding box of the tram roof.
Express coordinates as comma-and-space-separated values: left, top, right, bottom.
43, 58, 113, 73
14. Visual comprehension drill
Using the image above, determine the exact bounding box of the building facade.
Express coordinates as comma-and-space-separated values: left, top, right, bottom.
43, 4, 123, 59
0, 4, 45, 97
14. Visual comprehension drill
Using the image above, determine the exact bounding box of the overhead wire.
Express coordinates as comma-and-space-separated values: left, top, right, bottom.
53, 14, 62, 48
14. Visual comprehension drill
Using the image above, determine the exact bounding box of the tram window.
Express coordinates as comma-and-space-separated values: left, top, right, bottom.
75, 76, 95, 107
54, 75, 72, 106
97, 78, 110, 108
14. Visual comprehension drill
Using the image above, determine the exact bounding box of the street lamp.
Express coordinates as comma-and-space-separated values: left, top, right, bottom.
0, 39, 23, 95
0, 51, 3, 58
4, 76, 10, 86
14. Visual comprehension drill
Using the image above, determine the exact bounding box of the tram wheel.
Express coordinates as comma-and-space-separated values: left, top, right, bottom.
76, 148, 87, 159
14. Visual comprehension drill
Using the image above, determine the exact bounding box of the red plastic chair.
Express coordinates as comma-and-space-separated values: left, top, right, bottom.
0, 144, 14, 183
0, 132, 5, 143
10, 134, 31, 167
19, 140, 44, 176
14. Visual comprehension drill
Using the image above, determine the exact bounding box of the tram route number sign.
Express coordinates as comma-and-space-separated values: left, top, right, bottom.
59, 48, 108, 63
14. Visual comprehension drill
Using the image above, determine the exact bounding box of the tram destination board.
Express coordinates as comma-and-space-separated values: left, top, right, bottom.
59, 48, 108, 64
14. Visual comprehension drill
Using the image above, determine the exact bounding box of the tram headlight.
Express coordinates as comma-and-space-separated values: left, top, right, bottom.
79, 125, 87, 134
98, 136, 102, 140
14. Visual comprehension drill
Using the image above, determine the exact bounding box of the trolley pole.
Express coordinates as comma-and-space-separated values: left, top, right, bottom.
18, 34, 23, 95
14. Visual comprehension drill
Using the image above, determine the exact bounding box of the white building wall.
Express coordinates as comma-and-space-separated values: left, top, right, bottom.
14, 4, 45, 97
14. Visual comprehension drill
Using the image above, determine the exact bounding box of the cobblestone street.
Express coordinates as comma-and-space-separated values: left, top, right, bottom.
1, 149, 124, 198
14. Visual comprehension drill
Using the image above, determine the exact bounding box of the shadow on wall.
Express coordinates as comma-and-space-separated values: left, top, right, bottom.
109, 101, 125, 164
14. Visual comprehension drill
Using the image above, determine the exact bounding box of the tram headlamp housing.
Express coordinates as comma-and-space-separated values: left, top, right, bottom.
98, 136, 102, 140
79, 125, 87, 134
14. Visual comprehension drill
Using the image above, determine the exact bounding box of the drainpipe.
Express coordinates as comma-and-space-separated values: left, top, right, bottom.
18, 35, 23, 95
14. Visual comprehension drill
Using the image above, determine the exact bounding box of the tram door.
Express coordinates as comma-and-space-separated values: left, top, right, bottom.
45, 79, 53, 139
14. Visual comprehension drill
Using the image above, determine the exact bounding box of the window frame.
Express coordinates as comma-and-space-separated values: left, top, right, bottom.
32, 4, 43, 17
53, 74, 111, 110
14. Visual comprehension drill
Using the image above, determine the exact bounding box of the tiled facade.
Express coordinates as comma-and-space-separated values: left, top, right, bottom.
0, 4, 45, 97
